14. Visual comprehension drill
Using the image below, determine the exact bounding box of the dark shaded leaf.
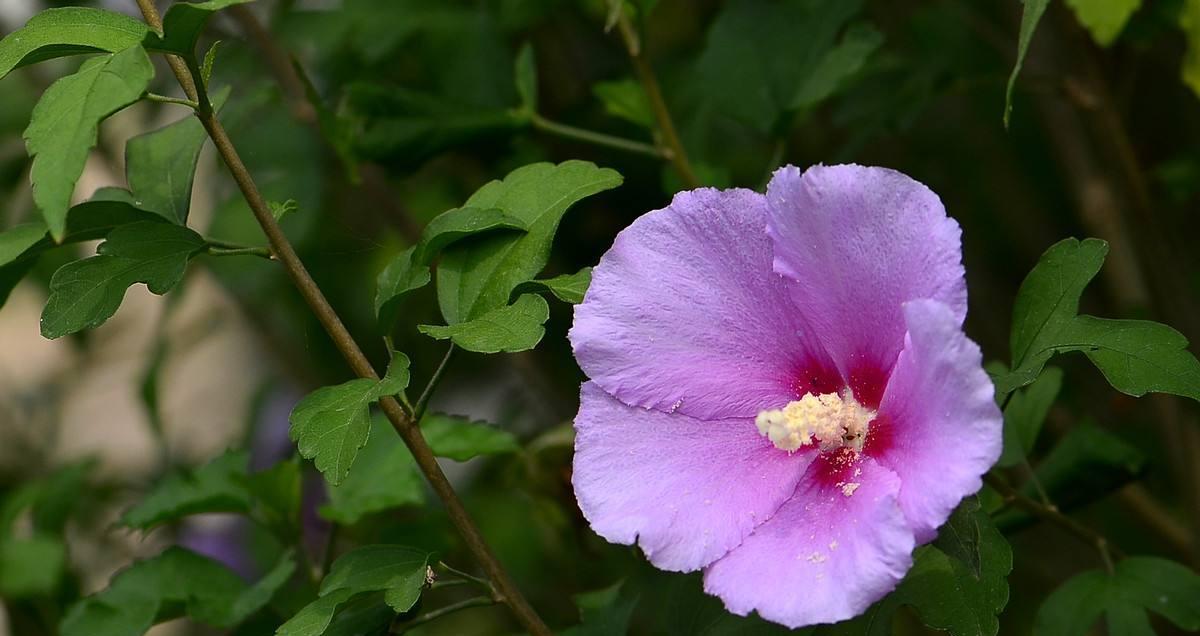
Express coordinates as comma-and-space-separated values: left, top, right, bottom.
1005, 0, 1051, 126
120, 450, 251, 530
1035, 557, 1200, 635
320, 416, 424, 525
420, 413, 519, 461
998, 367, 1062, 467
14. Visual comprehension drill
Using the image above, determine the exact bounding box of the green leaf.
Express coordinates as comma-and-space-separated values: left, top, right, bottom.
61, 547, 296, 635
125, 87, 231, 224
790, 22, 883, 110
375, 246, 432, 331
1010, 238, 1108, 372
1004, 0, 1052, 126
0, 535, 66, 598
276, 588, 359, 636
933, 497, 985, 579
1066, 0, 1141, 47
24, 46, 155, 240
592, 78, 654, 129
145, 0, 256, 56
515, 43, 537, 113
201, 41, 220, 87
321, 416, 424, 525
1184, 0, 1200, 98
289, 354, 411, 485
1006, 238, 1200, 403
1065, 316, 1200, 401
1035, 557, 1200, 635
513, 267, 592, 304
320, 545, 432, 612
693, 0, 877, 131
562, 582, 639, 636
834, 504, 1012, 636
120, 450, 251, 530
245, 457, 302, 536
269, 199, 299, 221
41, 221, 206, 339
1027, 424, 1144, 510
420, 293, 549, 353
0, 7, 150, 81
415, 206, 528, 265
420, 413, 520, 461
436, 161, 621, 323
0, 223, 50, 268
998, 366, 1063, 467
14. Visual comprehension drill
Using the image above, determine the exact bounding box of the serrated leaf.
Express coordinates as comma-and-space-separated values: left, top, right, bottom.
125, 88, 231, 224
1035, 557, 1200, 635
593, 78, 654, 129
0, 195, 162, 309
0, 7, 150, 81
320, 545, 432, 612
145, 0, 256, 56
515, 43, 537, 113
420, 413, 519, 461
375, 246, 432, 330
414, 206, 527, 265
41, 221, 206, 338
120, 449, 251, 530
0, 535, 66, 598
289, 354, 411, 485
61, 547, 296, 636
420, 293, 549, 353
320, 415, 423, 525
998, 366, 1062, 467
1066, 0, 1142, 47
513, 267, 592, 304
933, 497, 984, 580
1005, 0, 1051, 126
24, 46, 155, 240
436, 161, 621, 323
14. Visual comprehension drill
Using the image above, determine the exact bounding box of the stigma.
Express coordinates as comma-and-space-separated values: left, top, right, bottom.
755, 392, 875, 454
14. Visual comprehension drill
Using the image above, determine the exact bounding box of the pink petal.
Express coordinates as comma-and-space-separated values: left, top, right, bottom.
869, 299, 1003, 542
766, 165, 966, 407
702, 456, 914, 628
571, 187, 840, 421
572, 382, 811, 572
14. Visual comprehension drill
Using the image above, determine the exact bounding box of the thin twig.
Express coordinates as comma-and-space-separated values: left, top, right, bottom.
437, 560, 498, 598
390, 596, 496, 634
130, 3, 550, 633
145, 92, 199, 109
528, 112, 668, 159
612, 9, 700, 188
985, 473, 1120, 573
205, 244, 274, 259
412, 344, 455, 424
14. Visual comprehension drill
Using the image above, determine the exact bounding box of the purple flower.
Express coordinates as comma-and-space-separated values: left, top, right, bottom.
569, 164, 1002, 628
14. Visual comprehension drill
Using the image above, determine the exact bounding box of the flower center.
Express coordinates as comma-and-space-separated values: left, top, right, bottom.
754, 392, 875, 454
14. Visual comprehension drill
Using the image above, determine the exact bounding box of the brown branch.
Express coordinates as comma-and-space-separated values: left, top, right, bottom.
612, 9, 700, 189
985, 473, 1120, 573
131, 2, 549, 633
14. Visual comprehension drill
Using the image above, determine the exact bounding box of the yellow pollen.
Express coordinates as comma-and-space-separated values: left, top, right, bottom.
755, 392, 875, 453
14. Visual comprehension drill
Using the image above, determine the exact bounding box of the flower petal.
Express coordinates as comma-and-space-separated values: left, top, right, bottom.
571, 187, 840, 421
766, 164, 966, 407
870, 299, 1003, 542
703, 456, 914, 628
572, 382, 811, 572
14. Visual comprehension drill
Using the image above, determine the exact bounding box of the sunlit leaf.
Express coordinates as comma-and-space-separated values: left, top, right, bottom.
513, 267, 592, 305
24, 47, 154, 240
41, 221, 206, 338
320, 545, 432, 612
1065, 0, 1142, 46
289, 354, 411, 485
0, 8, 150, 80
420, 293, 549, 353
436, 161, 621, 323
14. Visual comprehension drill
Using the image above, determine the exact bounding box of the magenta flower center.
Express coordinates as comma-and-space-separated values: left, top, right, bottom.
754, 391, 876, 455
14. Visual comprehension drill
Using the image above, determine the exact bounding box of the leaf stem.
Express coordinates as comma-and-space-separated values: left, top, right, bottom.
412, 344, 455, 424
390, 596, 496, 634
527, 112, 667, 159
131, 3, 551, 634
145, 92, 199, 109
985, 473, 1120, 573
612, 8, 700, 188
436, 560, 498, 598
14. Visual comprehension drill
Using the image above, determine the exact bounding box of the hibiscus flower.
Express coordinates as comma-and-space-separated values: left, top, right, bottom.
569, 164, 1002, 628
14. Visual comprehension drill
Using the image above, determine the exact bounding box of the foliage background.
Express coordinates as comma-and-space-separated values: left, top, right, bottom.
0, 0, 1199, 634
